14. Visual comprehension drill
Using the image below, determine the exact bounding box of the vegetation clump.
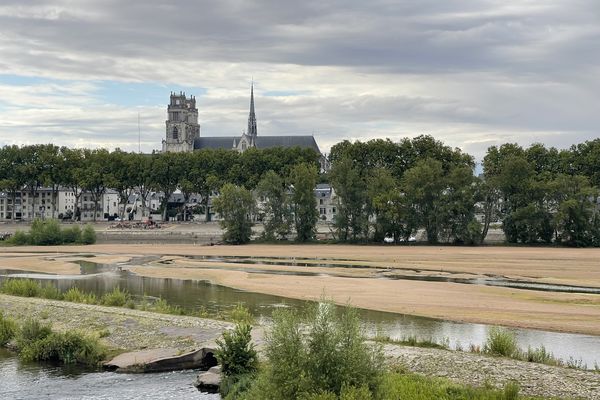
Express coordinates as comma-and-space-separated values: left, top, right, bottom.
6, 219, 96, 246
14, 318, 105, 366
0, 312, 16, 346
484, 327, 519, 358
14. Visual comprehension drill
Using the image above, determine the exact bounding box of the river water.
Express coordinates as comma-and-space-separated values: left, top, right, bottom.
0, 349, 218, 400
1, 256, 600, 397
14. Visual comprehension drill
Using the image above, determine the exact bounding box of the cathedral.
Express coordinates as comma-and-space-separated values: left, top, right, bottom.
162, 85, 327, 169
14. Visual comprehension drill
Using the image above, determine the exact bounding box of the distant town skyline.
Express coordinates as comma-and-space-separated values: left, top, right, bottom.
0, 1, 598, 159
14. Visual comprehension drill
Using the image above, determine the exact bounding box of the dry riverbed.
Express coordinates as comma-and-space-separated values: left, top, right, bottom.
0, 294, 598, 399
1, 244, 600, 335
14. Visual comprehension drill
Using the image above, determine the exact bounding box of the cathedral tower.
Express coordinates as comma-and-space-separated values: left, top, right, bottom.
162, 92, 200, 153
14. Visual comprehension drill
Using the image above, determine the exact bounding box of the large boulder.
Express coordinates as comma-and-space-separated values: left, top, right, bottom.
104, 347, 217, 373
195, 365, 222, 393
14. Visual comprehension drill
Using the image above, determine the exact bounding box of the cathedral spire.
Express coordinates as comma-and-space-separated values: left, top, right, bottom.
247, 82, 257, 138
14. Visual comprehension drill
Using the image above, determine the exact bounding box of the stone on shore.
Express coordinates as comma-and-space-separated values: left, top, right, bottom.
104, 347, 217, 373
195, 365, 222, 393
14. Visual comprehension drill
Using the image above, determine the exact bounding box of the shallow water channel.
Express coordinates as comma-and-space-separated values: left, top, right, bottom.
1, 255, 600, 397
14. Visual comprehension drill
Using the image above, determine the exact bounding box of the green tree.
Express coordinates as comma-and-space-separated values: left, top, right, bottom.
149, 152, 185, 221
80, 149, 112, 222
216, 322, 258, 377
213, 183, 255, 244
108, 149, 138, 220
330, 158, 368, 241
401, 159, 446, 244
0, 145, 26, 221
290, 163, 318, 242
256, 171, 292, 240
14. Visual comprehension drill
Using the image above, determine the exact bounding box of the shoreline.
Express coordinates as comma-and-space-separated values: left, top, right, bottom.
1, 294, 599, 399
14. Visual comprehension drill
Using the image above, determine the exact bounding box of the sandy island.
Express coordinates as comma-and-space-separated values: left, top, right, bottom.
1, 244, 599, 335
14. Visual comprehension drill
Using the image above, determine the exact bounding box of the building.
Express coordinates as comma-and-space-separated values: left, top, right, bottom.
162, 84, 329, 171
0, 187, 119, 222
315, 183, 337, 223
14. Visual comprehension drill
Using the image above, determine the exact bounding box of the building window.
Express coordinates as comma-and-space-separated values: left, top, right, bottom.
319, 199, 323, 205
332, 207, 336, 214
320, 208, 326, 215
172, 126, 179, 140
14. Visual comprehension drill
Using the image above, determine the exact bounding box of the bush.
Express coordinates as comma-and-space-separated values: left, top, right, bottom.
1, 278, 41, 297
484, 327, 519, 358
229, 303, 254, 325
100, 287, 129, 307
62, 225, 82, 243
63, 287, 97, 304
9, 230, 31, 245
255, 303, 383, 399
16, 318, 52, 350
29, 219, 63, 245
81, 224, 97, 244
19, 330, 106, 366
151, 298, 184, 315
0, 312, 17, 346
216, 322, 258, 378
0, 279, 62, 300
6, 220, 95, 246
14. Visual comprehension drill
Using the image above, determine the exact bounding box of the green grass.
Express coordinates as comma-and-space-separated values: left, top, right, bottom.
0, 312, 17, 346
100, 287, 129, 307
484, 327, 519, 357
374, 334, 450, 350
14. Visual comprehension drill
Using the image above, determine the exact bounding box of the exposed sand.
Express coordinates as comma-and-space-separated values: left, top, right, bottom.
1, 244, 599, 335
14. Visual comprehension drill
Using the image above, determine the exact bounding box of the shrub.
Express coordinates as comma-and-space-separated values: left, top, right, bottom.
29, 219, 63, 245
63, 287, 97, 304
1, 279, 41, 297
152, 298, 184, 315
525, 346, 557, 366
9, 230, 30, 245
229, 304, 254, 325
0, 279, 62, 300
16, 318, 52, 350
216, 322, 258, 377
81, 224, 97, 244
19, 330, 106, 366
259, 303, 384, 399
0, 312, 17, 346
483, 327, 518, 358
62, 225, 82, 244
100, 287, 129, 307
39, 284, 63, 300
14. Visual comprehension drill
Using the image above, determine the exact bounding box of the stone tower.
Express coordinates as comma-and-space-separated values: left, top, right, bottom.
162, 92, 200, 153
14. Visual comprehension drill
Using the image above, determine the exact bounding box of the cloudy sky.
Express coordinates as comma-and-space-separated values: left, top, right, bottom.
0, 0, 598, 159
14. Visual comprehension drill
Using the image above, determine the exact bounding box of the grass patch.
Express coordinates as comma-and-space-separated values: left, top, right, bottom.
484, 327, 519, 357
100, 287, 129, 307
374, 334, 449, 350
0, 312, 17, 346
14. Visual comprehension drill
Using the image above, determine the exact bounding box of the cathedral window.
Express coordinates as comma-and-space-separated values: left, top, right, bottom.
172, 126, 179, 140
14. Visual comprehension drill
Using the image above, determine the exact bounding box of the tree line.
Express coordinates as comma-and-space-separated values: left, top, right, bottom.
1, 135, 599, 246
0, 144, 320, 222
328, 136, 600, 247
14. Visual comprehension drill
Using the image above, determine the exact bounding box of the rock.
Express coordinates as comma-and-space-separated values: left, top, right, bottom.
195, 366, 222, 393
104, 347, 218, 373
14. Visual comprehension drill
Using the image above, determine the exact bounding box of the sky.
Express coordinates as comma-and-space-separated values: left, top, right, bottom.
0, 0, 598, 160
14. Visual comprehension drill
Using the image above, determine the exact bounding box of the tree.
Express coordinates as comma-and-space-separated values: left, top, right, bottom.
20, 145, 46, 220
256, 171, 292, 240
330, 157, 368, 241
62, 148, 85, 221
0, 145, 26, 221
80, 149, 112, 222
213, 183, 255, 244
401, 159, 446, 244
290, 163, 318, 242
108, 149, 138, 220
149, 152, 185, 221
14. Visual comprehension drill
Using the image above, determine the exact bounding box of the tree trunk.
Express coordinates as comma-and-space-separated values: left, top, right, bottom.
11, 191, 16, 221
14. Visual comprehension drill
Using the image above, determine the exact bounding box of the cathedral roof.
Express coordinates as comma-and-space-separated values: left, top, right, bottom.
194, 135, 321, 153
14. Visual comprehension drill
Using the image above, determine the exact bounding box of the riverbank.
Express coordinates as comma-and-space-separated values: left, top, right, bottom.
0, 294, 232, 353
1, 294, 599, 399
1, 244, 599, 336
